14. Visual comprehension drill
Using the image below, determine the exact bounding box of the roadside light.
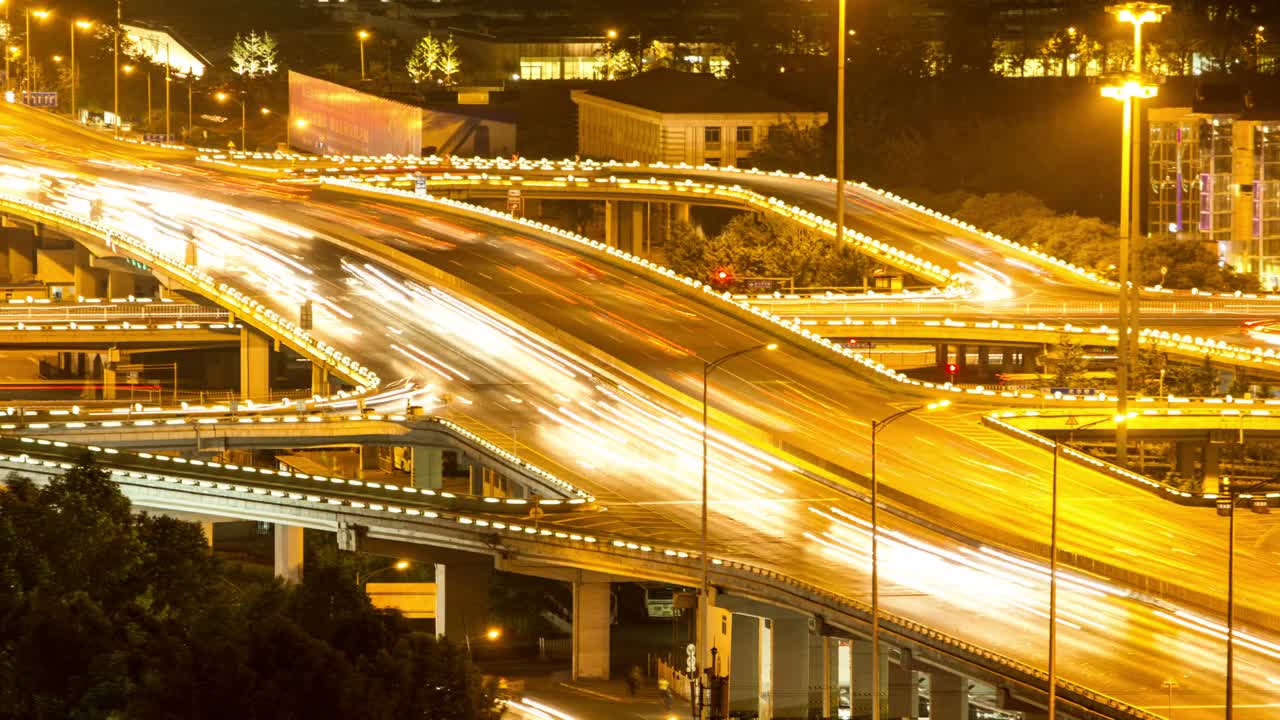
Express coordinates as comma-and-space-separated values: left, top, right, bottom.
121, 63, 135, 74
294, 118, 309, 129
606, 28, 618, 40
765, 343, 778, 351
357, 29, 370, 40
485, 627, 502, 641
75, 20, 93, 30
260, 107, 271, 115
214, 91, 228, 102
31, 9, 50, 20
51, 54, 62, 63
393, 559, 409, 571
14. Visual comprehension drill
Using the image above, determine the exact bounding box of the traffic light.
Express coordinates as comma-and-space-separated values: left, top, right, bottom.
945, 362, 958, 377
711, 267, 733, 288
1220, 475, 1231, 495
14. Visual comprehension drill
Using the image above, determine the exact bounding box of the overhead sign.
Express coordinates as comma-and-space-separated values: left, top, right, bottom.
22, 92, 57, 108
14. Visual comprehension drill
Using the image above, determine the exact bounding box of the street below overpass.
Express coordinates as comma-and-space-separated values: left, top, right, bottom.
1, 104, 1277, 717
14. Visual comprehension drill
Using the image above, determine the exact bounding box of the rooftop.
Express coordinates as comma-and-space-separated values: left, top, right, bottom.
578, 69, 812, 115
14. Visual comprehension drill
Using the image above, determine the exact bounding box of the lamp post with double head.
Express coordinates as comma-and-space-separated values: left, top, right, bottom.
869, 399, 950, 720
700, 341, 777, 715
1103, 2, 1169, 468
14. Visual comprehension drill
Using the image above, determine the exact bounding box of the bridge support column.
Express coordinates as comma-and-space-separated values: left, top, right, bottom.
310, 363, 329, 396
672, 202, 691, 225
927, 670, 969, 720
1001, 347, 1014, 373
852, 638, 887, 718
818, 636, 839, 719
1202, 442, 1220, 494
74, 248, 105, 299
200, 521, 216, 549
954, 345, 968, 369
571, 579, 611, 680
771, 617, 813, 718
729, 615, 773, 719
977, 346, 990, 375
273, 524, 303, 583
3, 226, 35, 281
888, 651, 920, 718
935, 344, 947, 367
1022, 348, 1039, 372
604, 200, 618, 249
240, 327, 271, 401
434, 560, 493, 641
107, 270, 136, 298
102, 348, 127, 400
1174, 440, 1198, 479
411, 446, 443, 489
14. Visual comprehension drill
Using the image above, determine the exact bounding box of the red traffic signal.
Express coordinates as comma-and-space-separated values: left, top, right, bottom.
945, 363, 958, 375
711, 267, 734, 287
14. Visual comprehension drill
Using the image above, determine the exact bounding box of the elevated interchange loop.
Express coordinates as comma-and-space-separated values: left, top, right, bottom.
2, 104, 1279, 717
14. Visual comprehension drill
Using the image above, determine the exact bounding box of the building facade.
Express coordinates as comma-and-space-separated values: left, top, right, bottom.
1149, 107, 1280, 288
571, 70, 826, 167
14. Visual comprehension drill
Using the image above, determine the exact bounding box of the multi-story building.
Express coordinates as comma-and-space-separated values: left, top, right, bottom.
1149, 104, 1280, 288
571, 69, 825, 167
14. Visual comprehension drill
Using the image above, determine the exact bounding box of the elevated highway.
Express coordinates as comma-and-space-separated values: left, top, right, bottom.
2, 104, 1279, 717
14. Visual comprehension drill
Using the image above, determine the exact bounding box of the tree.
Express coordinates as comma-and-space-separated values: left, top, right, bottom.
0, 460, 501, 720
229, 31, 279, 79
595, 41, 639, 80
438, 36, 461, 86
406, 35, 442, 85
1051, 334, 1090, 388
1139, 237, 1260, 292
748, 119, 830, 175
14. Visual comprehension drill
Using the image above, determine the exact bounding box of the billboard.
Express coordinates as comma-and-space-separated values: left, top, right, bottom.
288, 71, 423, 157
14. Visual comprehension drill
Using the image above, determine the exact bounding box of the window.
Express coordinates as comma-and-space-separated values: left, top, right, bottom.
704, 126, 721, 149
704, 157, 720, 167
736, 126, 753, 144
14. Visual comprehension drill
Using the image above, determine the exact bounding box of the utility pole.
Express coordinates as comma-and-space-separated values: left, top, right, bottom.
113, 0, 121, 134
164, 42, 171, 140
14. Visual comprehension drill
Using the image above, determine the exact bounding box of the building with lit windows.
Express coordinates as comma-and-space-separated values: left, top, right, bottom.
1149, 103, 1280, 289
571, 69, 826, 167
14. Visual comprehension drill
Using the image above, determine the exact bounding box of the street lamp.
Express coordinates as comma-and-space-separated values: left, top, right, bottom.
288, 117, 308, 149
357, 30, 370, 81
606, 28, 618, 40
214, 90, 247, 150
2, 0, 8, 94
356, 558, 409, 587
869, 399, 949, 720
1046, 413, 1130, 720
69, 20, 92, 121
835, 0, 848, 280
700, 341, 777, 706
1100, 73, 1157, 469
1104, 2, 1169, 468
1217, 476, 1270, 720
24, 8, 50, 95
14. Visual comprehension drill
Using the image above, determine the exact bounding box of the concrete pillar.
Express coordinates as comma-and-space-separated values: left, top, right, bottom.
852, 638, 887, 719
929, 670, 969, 720
240, 327, 271, 401
1202, 442, 1220, 494
572, 580, 611, 680
672, 202, 691, 225
888, 656, 920, 718
1175, 440, 1199, 478
628, 201, 646, 256
3, 227, 35, 281
977, 346, 990, 375
730, 614, 762, 716
412, 446, 444, 489
273, 524, 303, 583
1023, 348, 1039, 372
200, 521, 215, 549
1001, 347, 1014, 373
102, 348, 126, 400
434, 560, 493, 641
817, 636, 839, 719
954, 344, 968, 369
935, 344, 947, 367
310, 363, 329, 396
771, 617, 812, 718
107, 270, 136, 298
73, 249, 105, 299
604, 200, 618, 249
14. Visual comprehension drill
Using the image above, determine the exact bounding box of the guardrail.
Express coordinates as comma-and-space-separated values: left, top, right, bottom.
0, 301, 227, 322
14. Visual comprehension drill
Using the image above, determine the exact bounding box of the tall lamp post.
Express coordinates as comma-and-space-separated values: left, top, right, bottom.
69, 20, 92, 120
835, 0, 847, 260
700, 341, 777, 715
214, 90, 248, 150
24, 8, 50, 94
1216, 476, 1270, 720
357, 30, 370, 81
869, 399, 950, 720
355, 558, 409, 587
1046, 413, 1129, 720
3, 0, 10, 94
1104, 2, 1169, 468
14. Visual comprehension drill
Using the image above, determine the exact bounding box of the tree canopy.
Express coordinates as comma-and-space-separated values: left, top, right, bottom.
0, 460, 500, 720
